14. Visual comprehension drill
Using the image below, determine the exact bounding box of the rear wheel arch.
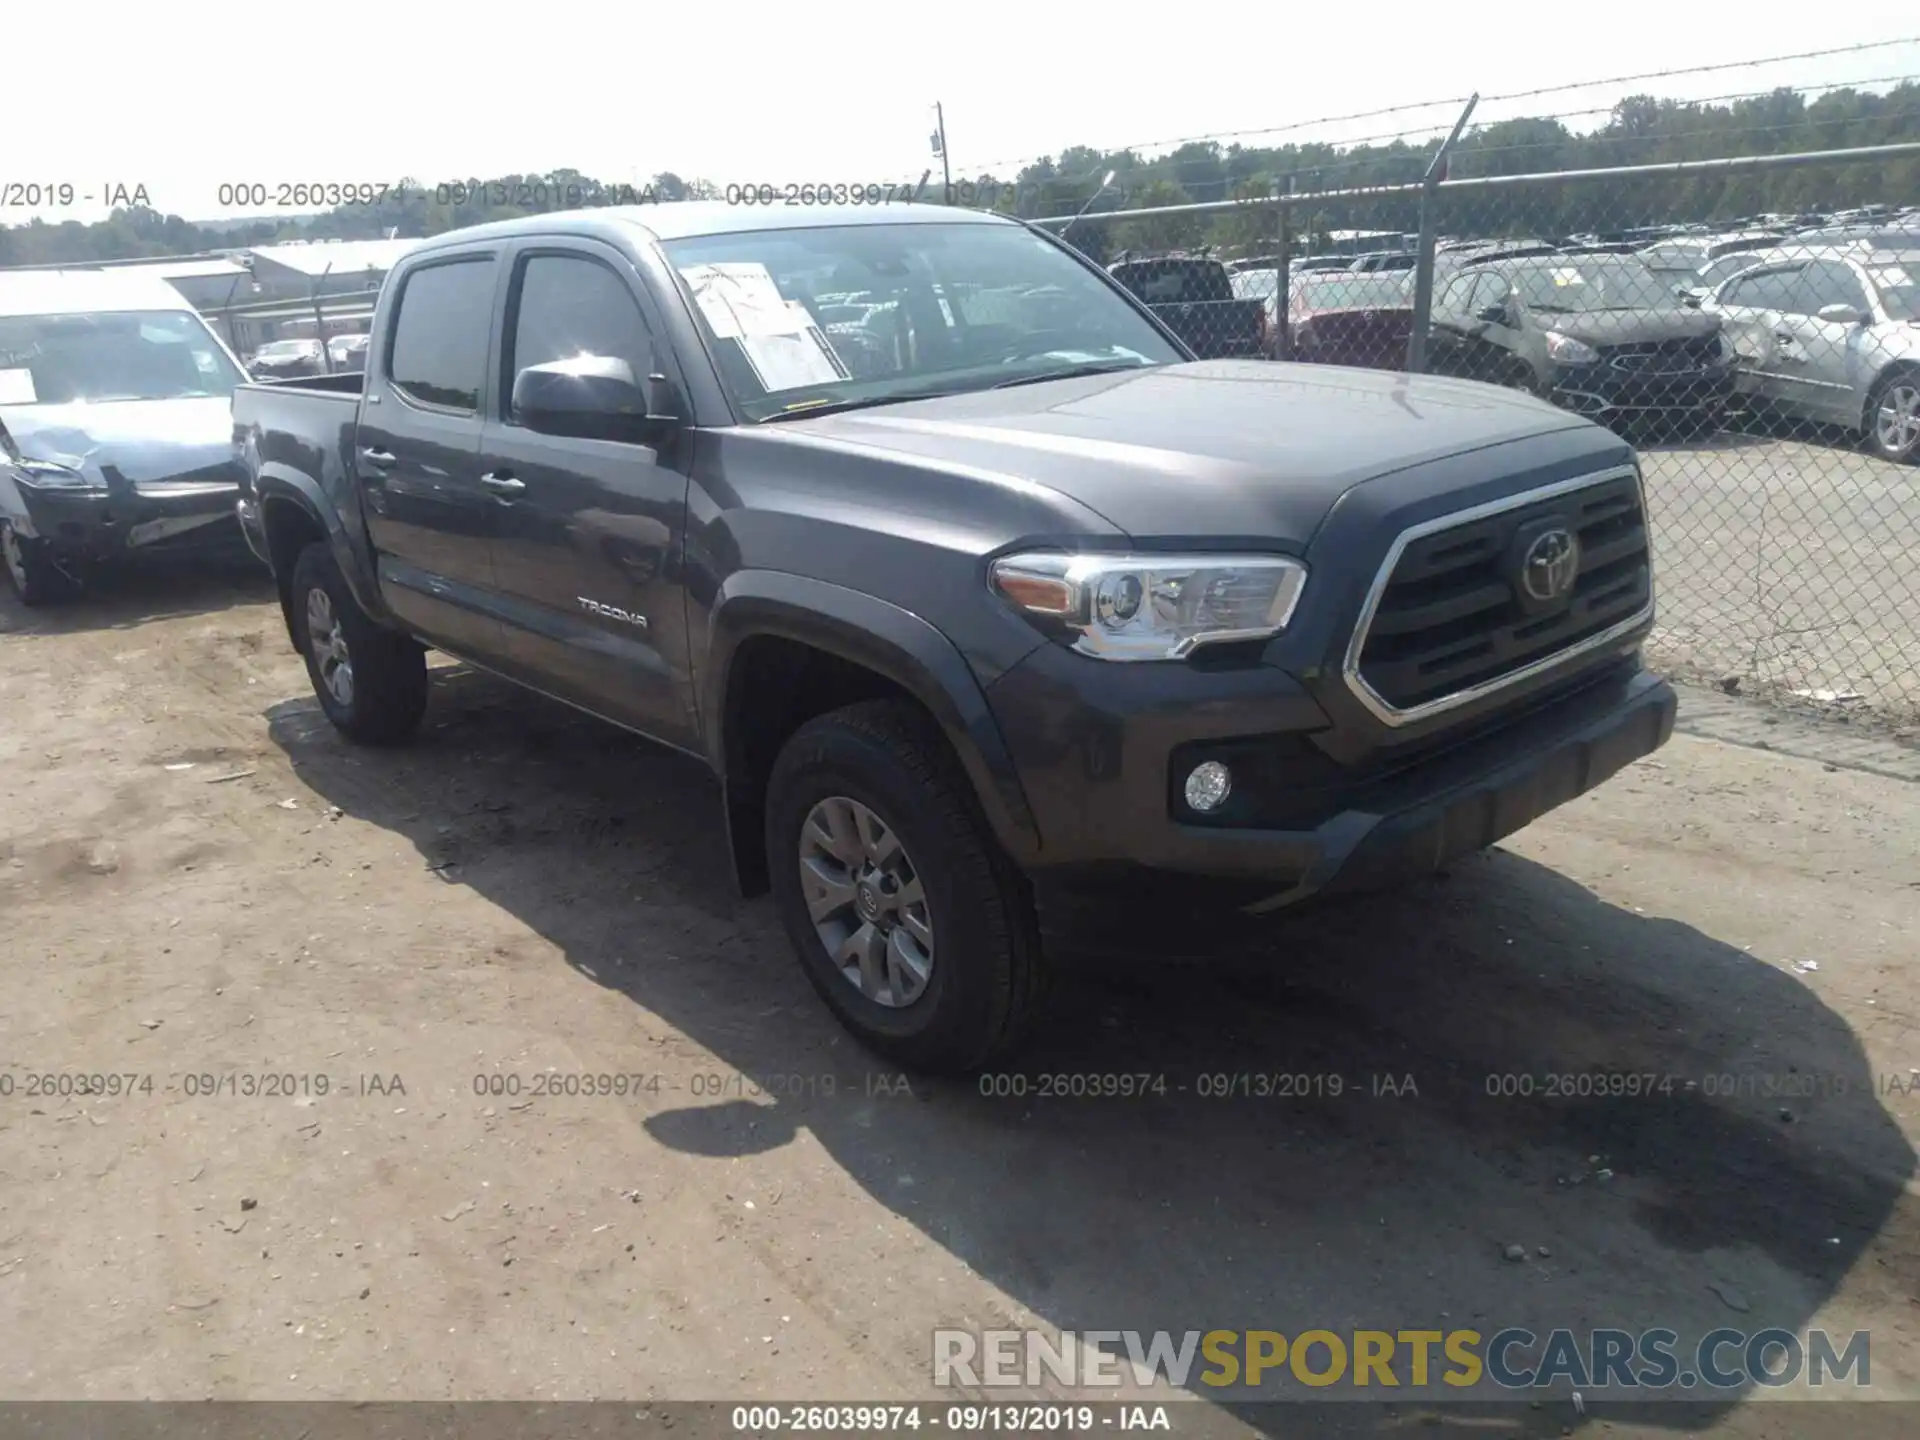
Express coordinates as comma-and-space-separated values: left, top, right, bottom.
253, 470, 396, 637
704, 576, 1041, 898
260, 493, 328, 646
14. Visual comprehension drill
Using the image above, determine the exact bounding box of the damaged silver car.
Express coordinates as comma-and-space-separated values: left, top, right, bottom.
1, 269, 252, 605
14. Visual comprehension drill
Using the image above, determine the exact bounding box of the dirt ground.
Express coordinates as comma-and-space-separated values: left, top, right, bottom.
2, 562, 1917, 1437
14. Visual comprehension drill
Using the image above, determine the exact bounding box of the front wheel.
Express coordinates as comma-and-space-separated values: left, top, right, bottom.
765, 700, 1047, 1073
1865, 370, 1920, 464
288, 541, 428, 744
1, 522, 81, 606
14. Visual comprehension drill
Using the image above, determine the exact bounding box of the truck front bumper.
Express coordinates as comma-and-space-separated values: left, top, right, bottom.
987, 648, 1675, 915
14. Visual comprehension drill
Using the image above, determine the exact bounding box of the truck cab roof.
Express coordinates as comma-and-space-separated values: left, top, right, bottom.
401, 199, 1012, 260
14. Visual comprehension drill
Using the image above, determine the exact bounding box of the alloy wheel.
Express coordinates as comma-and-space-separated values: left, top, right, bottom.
797, 795, 934, 1007
305, 586, 354, 708
1875, 381, 1920, 459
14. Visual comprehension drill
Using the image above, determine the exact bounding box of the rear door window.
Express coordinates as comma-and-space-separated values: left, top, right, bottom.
387, 258, 496, 411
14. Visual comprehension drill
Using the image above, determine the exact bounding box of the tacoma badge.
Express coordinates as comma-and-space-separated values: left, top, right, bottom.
577, 597, 649, 629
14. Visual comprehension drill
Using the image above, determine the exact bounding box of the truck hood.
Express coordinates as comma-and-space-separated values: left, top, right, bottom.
1534, 308, 1721, 346
0, 396, 239, 487
781, 360, 1597, 542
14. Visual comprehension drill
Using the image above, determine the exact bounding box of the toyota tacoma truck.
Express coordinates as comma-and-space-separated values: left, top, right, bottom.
230, 201, 1675, 1072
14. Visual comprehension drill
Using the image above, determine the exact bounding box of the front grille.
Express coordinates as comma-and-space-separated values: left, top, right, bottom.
1350, 470, 1651, 717
1604, 336, 1720, 373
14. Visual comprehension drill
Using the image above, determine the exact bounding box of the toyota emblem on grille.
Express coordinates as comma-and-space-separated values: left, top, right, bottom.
1521, 527, 1581, 603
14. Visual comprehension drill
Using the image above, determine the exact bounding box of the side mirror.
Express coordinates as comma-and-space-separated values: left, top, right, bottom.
1815, 303, 1867, 326
511, 355, 676, 446
1474, 303, 1509, 324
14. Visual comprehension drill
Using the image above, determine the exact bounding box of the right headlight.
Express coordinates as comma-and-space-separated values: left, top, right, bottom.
989, 552, 1308, 661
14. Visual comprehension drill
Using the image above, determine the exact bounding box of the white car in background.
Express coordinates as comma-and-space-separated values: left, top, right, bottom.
1705, 245, 1920, 463
327, 333, 370, 370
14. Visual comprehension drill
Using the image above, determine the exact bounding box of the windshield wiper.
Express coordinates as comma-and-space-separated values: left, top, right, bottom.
755, 386, 965, 424
990, 361, 1149, 390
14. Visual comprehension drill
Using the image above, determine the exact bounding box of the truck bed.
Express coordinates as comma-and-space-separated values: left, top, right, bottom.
231, 371, 372, 577
240, 371, 365, 398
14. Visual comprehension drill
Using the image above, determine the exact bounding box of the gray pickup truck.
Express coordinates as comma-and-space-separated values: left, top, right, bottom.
229, 200, 1675, 1072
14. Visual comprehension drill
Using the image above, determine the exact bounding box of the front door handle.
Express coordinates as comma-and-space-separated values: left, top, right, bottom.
358, 447, 396, 471
480, 471, 526, 495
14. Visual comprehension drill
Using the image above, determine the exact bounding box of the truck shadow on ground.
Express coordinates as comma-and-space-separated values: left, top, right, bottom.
268, 665, 1915, 1435
0, 554, 274, 637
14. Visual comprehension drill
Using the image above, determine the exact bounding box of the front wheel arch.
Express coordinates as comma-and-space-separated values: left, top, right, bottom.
704, 576, 1042, 897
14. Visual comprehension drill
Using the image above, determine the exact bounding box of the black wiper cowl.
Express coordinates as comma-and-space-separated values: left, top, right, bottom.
990, 361, 1151, 390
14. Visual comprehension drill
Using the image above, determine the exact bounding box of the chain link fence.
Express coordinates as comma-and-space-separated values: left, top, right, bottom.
1036, 131, 1920, 721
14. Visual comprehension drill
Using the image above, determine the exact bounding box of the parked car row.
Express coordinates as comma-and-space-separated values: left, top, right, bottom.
1200, 225, 1920, 462
7, 204, 1915, 613
244, 331, 372, 379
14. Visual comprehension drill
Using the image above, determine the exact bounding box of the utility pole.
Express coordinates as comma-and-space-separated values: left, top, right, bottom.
932, 103, 952, 203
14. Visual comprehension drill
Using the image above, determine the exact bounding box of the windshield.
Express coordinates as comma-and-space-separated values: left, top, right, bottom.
662, 222, 1180, 421
1868, 263, 1920, 321
1295, 275, 1413, 311
0, 310, 244, 406
257, 340, 315, 357
1508, 260, 1672, 313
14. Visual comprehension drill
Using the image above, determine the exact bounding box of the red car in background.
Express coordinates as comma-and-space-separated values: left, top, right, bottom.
1287, 272, 1416, 370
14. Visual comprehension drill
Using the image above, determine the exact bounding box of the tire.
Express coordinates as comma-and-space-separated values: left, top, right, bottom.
765, 699, 1047, 1074
1864, 369, 1920, 464
1, 521, 81, 606
288, 541, 428, 744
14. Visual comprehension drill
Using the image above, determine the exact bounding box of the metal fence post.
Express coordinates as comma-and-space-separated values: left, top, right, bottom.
1275, 174, 1295, 360
1405, 93, 1478, 375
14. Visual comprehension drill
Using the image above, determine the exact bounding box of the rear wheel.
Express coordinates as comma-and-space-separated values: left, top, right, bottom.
766, 699, 1047, 1073
1865, 370, 1920, 464
1, 522, 80, 606
289, 541, 428, 744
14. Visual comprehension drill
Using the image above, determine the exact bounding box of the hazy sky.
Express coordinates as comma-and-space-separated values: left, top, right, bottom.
7, 2, 1916, 225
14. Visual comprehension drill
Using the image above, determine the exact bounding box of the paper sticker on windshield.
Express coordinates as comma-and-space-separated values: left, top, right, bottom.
681, 262, 818, 339
1551, 268, 1589, 287
739, 330, 849, 392
0, 368, 37, 404
1871, 267, 1912, 289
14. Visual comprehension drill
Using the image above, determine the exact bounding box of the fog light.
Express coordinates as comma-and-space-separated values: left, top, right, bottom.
1184, 760, 1232, 812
